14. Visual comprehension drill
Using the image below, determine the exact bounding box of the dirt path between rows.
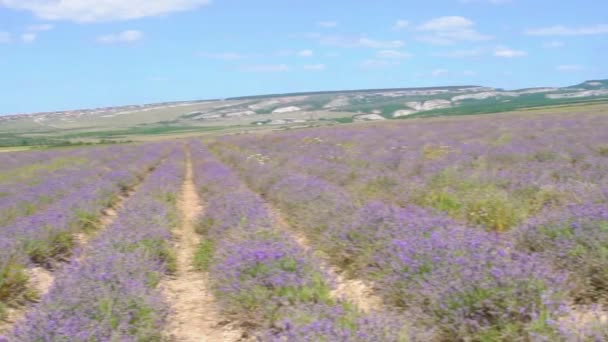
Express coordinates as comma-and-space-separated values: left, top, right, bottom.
0, 165, 154, 335
161, 150, 243, 342
266, 205, 383, 313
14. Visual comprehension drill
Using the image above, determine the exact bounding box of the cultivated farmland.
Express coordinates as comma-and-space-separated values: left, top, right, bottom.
0, 108, 607, 341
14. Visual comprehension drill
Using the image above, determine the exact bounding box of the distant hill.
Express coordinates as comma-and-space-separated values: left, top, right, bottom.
0, 79, 607, 147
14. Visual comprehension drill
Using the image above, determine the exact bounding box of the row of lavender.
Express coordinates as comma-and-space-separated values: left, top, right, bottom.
209, 112, 608, 340
0, 148, 85, 175
217, 113, 608, 232
189, 141, 409, 341
2, 145, 184, 341
0, 145, 152, 226
0, 144, 167, 319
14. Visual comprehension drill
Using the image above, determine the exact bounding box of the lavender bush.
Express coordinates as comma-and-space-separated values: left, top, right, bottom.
516, 203, 608, 304
209, 112, 608, 340
190, 141, 407, 339
4, 145, 184, 341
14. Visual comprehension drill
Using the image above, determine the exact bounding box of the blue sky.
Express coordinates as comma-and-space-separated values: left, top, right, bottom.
0, 0, 607, 114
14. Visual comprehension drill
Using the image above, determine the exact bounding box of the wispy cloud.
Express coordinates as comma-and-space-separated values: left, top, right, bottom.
21, 33, 36, 43
431, 68, 449, 77
494, 46, 527, 58
0, 31, 11, 43
525, 24, 608, 36
393, 20, 409, 30
358, 38, 404, 48
542, 41, 564, 48
0, 0, 211, 23
199, 52, 249, 60
26, 24, 54, 32
360, 59, 400, 69
433, 48, 485, 58
376, 50, 413, 59
241, 64, 290, 72
556, 64, 586, 72
298, 49, 314, 57
305, 33, 404, 49
317, 21, 338, 28
303, 64, 326, 71
97, 30, 143, 44
416, 16, 492, 45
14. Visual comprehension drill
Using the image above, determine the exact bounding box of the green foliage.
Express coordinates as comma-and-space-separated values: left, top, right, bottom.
194, 240, 214, 271
532, 150, 558, 162
230, 271, 332, 321
355, 176, 399, 200
23, 230, 75, 265
194, 217, 214, 235
96, 298, 162, 341
596, 145, 608, 157
0, 156, 86, 183
465, 190, 521, 232
72, 209, 102, 234
0, 260, 29, 308
401, 94, 608, 119
415, 171, 533, 231
333, 117, 354, 124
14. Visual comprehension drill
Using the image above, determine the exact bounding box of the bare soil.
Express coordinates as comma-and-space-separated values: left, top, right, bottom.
161, 150, 244, 342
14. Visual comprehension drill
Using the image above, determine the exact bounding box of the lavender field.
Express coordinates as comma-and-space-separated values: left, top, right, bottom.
0, 110, 607, 341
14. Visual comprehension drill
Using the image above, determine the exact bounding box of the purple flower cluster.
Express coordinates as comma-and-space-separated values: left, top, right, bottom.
0, 146, 146, 226
208, 112, 608, 340
190, 141, 406, 340
4, 146, 184, 341
0, 144, 170, 314
190, 143, 331, 316
516, 203, 608, 304
266, 303, 416, 342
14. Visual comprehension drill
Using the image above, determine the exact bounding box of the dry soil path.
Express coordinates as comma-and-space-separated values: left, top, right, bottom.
161, 150, 243, 342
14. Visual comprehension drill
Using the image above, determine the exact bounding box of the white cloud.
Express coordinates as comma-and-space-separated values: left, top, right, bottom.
542, 40, 564, 48
525, 24, 608, 36
21, 33, 36, 43
557, 64, 586, 72
199, 52, 248, 60
303, 64, 326, 71
431, 68, 449, 77
417, 16, 492, 44
494, 47, 527, 58
419, 16, 473, 31
360, 59, 400, 69
0, 31, 11, 43
241, 64, 290, 72
298, 49, 314, 57
0, 0, 211, 23
317, 21, 337, 28
394, 20, 409, 30
26, 24, 54, 31
376, 50, 413, 59
313, 34, 404, 49
358, 38, 404, 49
434, 48, 484, 57
98, 30, 143, 44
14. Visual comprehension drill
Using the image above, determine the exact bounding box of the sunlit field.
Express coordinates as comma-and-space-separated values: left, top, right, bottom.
1, 110, 607, 341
